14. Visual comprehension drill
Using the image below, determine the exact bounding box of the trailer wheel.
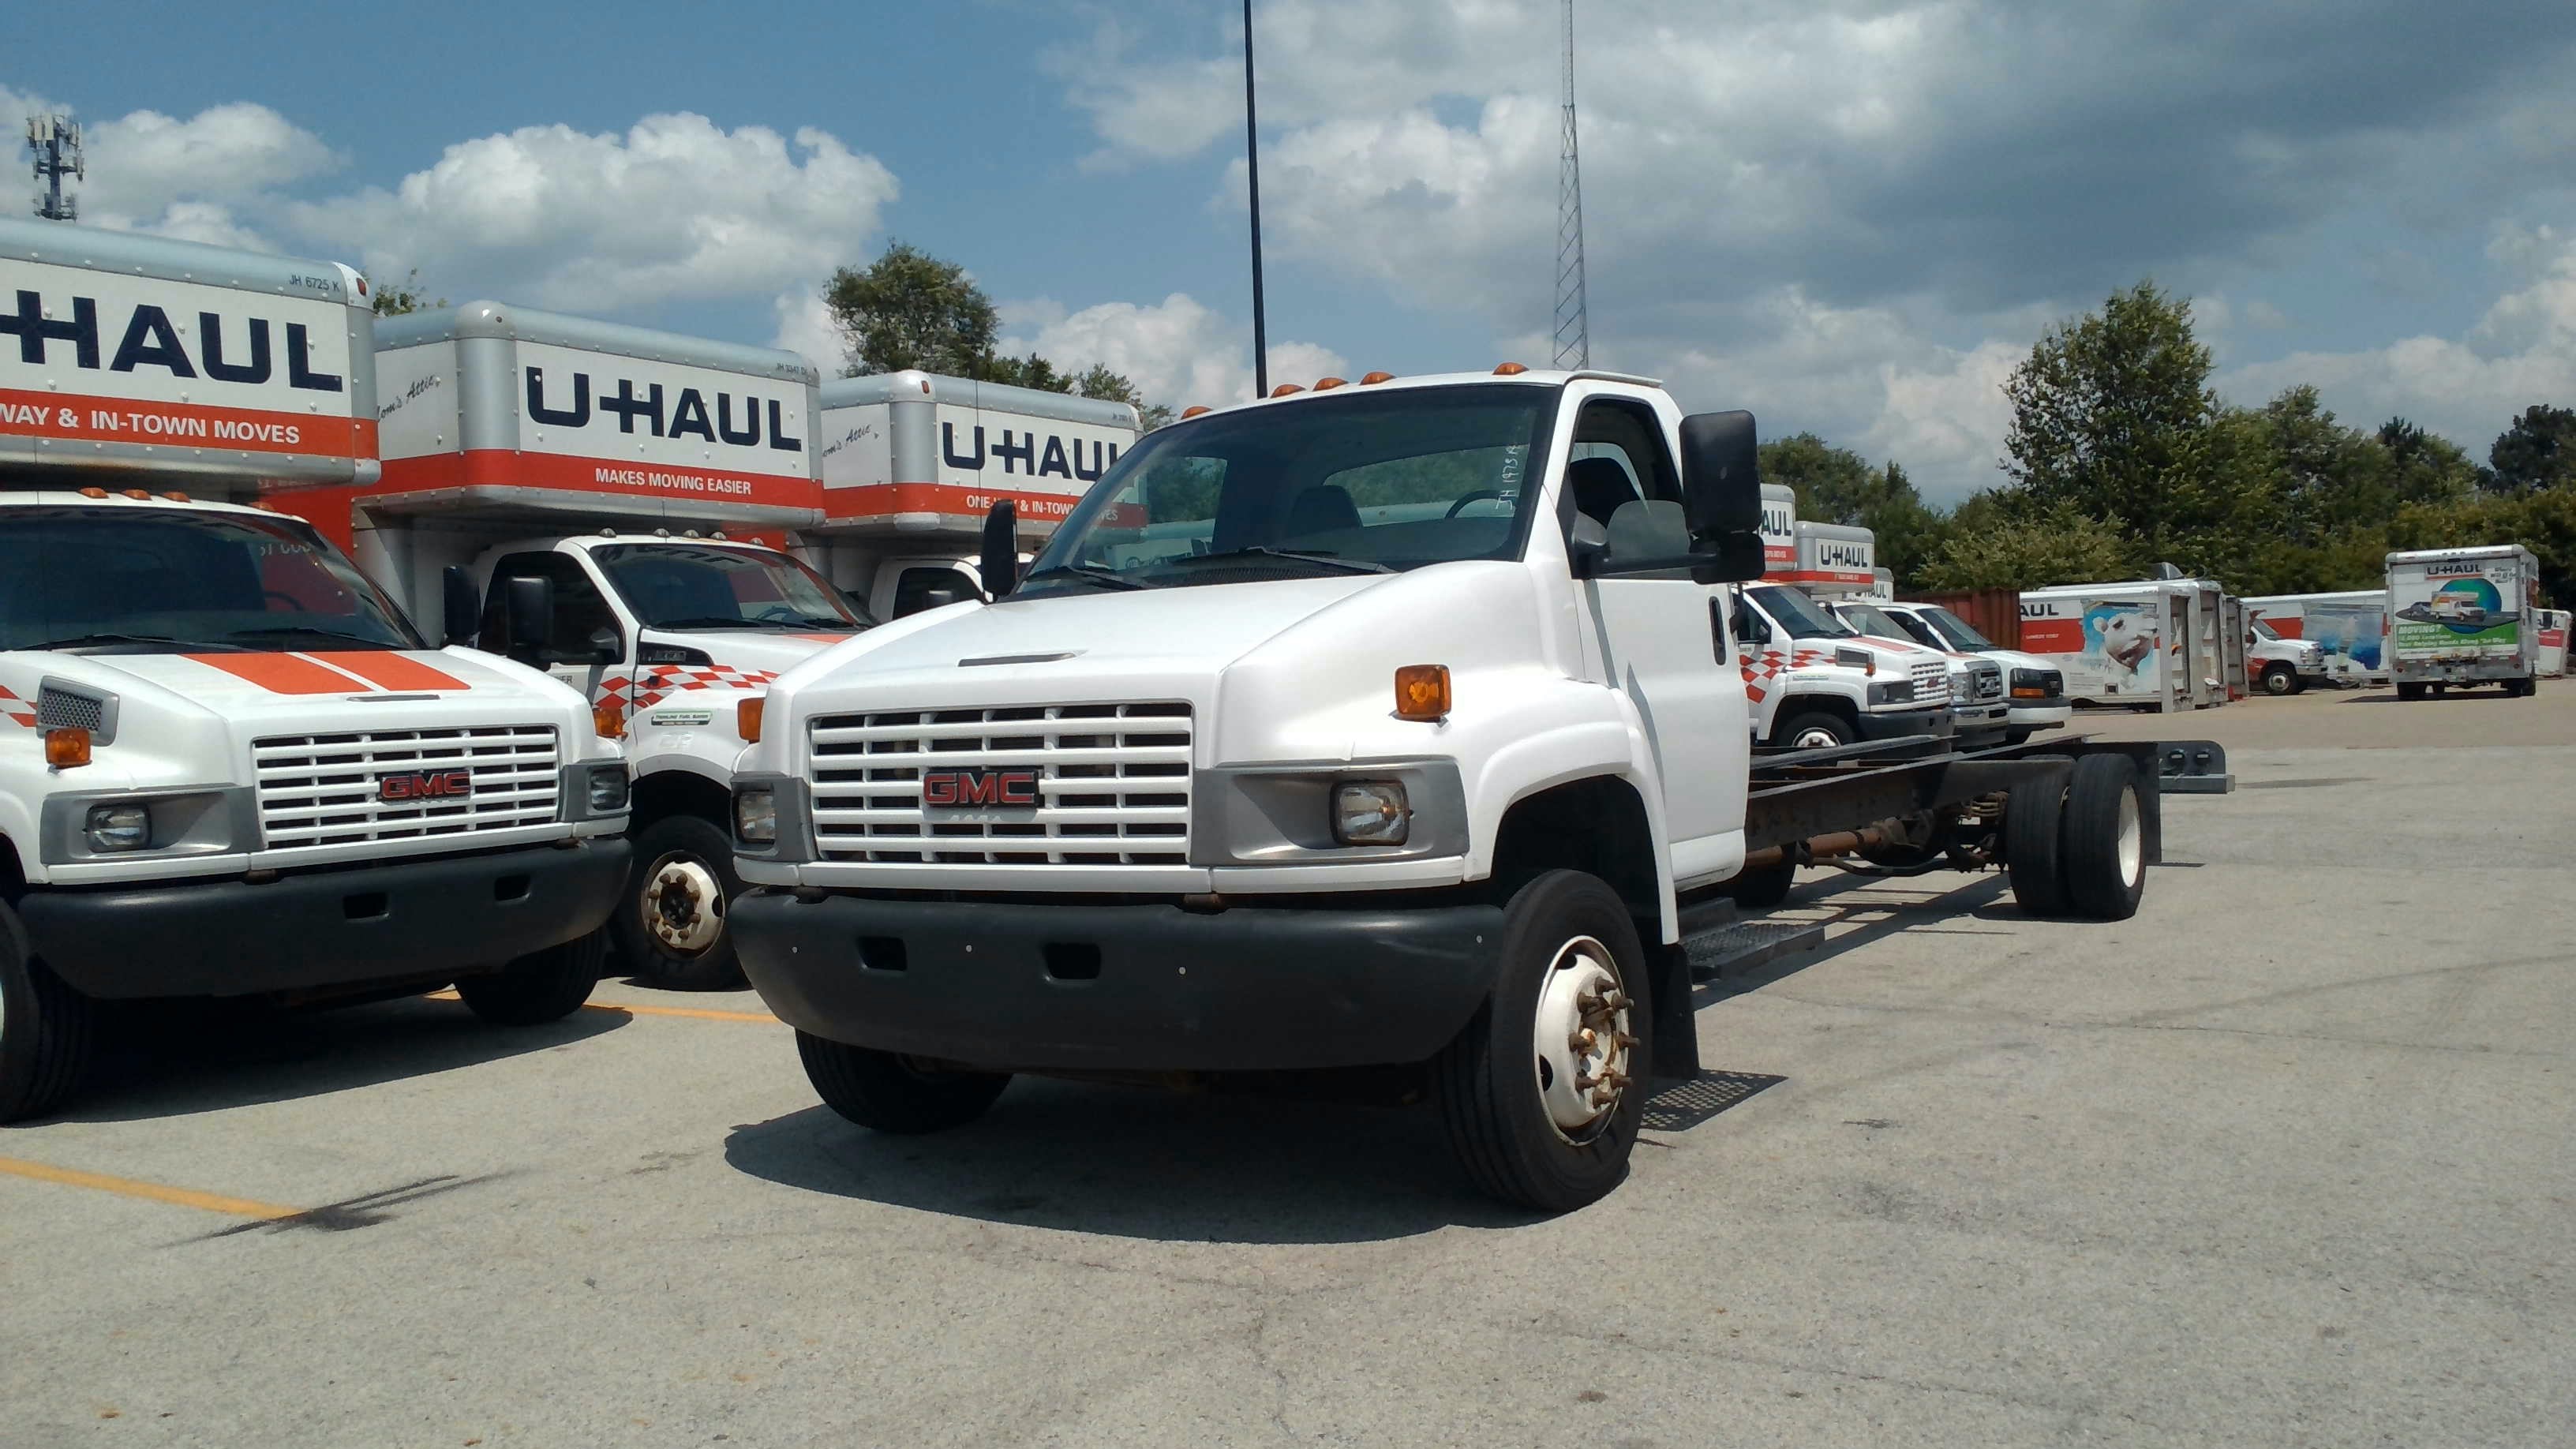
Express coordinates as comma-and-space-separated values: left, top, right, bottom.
0, 904, 98, 1123
2396, 683, 2426, 701
1771, 710, 1855, 750
2004, 764, 2069, 916
797, 1033, 1011, 1134
2259, 663, 2299, 696
1433, 870, 1649, 1214
455, 931, 605, 1026
614, 814, 747, 991
2058, 755, 2146, 921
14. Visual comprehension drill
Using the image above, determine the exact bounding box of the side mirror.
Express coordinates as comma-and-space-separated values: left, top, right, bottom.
1689, 530, 1769, 585
1679, 410, 1761, 540
583, 624, 624, 665
503, 575, 554, 662
980, 500, 1018, 602
915, 586, 964, 612
1732, 601, 1770, 645
441, 566, 480, 648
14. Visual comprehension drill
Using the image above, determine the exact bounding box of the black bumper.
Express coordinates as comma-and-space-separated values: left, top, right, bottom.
1854, 706, 1953, 741
735, 891, 1506, 1073
21, 838, 630, 1000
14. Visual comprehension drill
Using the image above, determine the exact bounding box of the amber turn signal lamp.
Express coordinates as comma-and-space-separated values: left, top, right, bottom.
1361, 371, 1395, 384
1181, 405, 1211, 419
738, 696, 765, 744
1492, 362, 1528, 376
1313, 376, 1347, 391
1395, 665, 1451, 722
45, 727, 92, 768
1270, 383, 1304, 398
593, 701, 626, 739
77, 486, 107, 499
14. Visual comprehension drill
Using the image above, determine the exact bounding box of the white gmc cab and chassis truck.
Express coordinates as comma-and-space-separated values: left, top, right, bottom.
724, 367, 2226, 1212
0, 221, 631, 1121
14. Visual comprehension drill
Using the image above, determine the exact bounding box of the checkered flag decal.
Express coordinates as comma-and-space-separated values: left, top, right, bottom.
597, 663, 784, 713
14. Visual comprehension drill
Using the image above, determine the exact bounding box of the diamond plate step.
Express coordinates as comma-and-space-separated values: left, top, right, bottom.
1682, 918, 1826, 980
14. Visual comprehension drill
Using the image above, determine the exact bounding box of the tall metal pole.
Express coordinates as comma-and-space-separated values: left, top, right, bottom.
1552, 0, 1591, 369
1242, 0, 1270, 399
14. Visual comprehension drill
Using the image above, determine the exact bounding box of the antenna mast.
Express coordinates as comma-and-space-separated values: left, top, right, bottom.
25, 114, 84, 222
1551, 0, 1589, 369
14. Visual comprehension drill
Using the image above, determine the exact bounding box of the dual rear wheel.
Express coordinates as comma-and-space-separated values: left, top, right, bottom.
2005, 754, 2147, 920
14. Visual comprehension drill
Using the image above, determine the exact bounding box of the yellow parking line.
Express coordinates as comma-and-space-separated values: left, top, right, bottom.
422, 990, 779, 1025
0, 1155, 300, 1222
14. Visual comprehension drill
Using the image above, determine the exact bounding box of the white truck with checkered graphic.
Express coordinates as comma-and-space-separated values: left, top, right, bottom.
268, 305, 858, 992
0, 220, 633, 1121
1726, 512, 1959, 751
726, 365, 2226, 1215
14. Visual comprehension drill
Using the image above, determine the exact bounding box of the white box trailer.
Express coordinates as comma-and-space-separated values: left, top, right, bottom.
1757, 482, 1795, 575
2241, 590, 2387, 686
0, 223, 630, 1118
2019, 582, 2192, 710
806, 371, 1140, 619
2387, 545, 2540, 698
2537, 608, 2570, 677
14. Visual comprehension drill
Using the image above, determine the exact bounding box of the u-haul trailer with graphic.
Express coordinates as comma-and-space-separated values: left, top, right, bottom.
803, 372, 1141, 620
2537, 608, 2570, 678
2019, 582, 2192, 710
268, 303, 862, 990
2242, 590, 2385, 687
2387, 545, 2540, 698
0, 223, 631, 1120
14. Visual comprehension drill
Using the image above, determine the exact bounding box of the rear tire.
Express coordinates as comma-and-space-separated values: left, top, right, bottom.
613, 814, 747, 991
0, 904, 97, 1123
797, 1033, 1011, 1134
2005, 761, 2069, 916
1432, 870, 1651, 1215
456, 931, 605, 1026
2396, 683, 2426, 701
2058, 755, 2147, 921
1770, 710, 1855, 751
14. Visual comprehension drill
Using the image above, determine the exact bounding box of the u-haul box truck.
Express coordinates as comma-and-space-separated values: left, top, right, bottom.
2242, 590, 2385, 687
0, 223, 631, 1119
2387, 545, 2540, 698
1757, 482, 1795, 575
2019, 582, 2192, 710
271, 303, 863, 990
2537, 608, 2570, 678
803, 372, 1141, 620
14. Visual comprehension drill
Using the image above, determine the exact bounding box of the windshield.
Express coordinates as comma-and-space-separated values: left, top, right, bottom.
593, 544, 872, 631
0, 506, 421, 653
1020, 384, 1556, 593
1917, 605, 1998, 651
1745, 585, 1855, 640
2249, 617, 2281, 641
1837, 602, 1915, 642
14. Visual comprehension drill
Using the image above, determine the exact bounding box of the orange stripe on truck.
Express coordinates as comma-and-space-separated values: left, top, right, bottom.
310, 653, 467, 691
185, 653, 369, 695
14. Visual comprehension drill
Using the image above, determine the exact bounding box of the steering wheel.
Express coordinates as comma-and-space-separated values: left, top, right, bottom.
1445, 489, 1509, 519
263, 590, 303, 610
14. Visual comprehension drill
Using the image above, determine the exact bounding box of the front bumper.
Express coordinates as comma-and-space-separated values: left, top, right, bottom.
2006, 701, 2072, 730
2396, 660, 2525, 683
1854, 706, 1953, 741
20, 839, 631, 1000
736, 890, 1507, 1072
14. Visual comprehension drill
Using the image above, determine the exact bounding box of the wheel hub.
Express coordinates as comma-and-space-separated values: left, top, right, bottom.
1530, 935, 1634, 1140
1791, 726, 1842, 749
2116, 788, 2143, 886
644, 856, 725, 955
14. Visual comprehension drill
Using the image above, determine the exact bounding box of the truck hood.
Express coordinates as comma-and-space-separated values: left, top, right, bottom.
638, 628, 859, 679
62, 647, 576, 724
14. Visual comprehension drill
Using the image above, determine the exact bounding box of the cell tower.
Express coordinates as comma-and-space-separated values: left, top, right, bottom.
26, 114, 84, 222
1551, 0, 1589, 369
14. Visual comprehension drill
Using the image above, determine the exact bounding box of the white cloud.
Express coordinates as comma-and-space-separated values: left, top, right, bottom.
286, 114, 897, 313
998, 293, 1347, 409
769, 286, 846, 378
0, 87, 334, 251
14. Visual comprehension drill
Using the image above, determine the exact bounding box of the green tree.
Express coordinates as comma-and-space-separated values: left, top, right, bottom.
2001, 280, 2217, 550
1916, 497, 2135, 591
371, 269, 444, 317
2487, 404, 2576, 494
823, 242, 1001, 377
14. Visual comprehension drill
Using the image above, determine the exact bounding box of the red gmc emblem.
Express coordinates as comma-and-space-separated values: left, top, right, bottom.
380, 769, 474, 803
922, 767, 1041, 809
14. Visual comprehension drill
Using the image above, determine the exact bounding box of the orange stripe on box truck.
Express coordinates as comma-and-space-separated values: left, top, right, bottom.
0, 386, 372, 461
375, 450, 818, 512
311, 653, 467, 691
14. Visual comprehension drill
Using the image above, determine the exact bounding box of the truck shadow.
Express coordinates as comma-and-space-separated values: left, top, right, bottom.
1694, 872, 2011, 1001
722, 1080, 1537, 1245
47, 994, 631, 1124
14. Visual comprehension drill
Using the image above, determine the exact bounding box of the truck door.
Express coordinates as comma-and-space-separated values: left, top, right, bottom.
1563, 395, 1748, 888
479, 549, 631, 706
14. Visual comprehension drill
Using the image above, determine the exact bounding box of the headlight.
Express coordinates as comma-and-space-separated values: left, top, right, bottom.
735, 786, 778, 845
587, 764, 631, 814
1866, 680, 1915, 706
1331, 781, 1410, 845
84, 803, 150, 852
2010, 668, 2059, 699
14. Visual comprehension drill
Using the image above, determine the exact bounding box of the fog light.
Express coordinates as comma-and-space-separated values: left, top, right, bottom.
736, 787, 777, 844
587, 765, 631, 814
1331, 781, 1410, 846
84, 803, 149, 852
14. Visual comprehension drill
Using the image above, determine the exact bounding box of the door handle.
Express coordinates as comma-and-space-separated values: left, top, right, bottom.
1709, 597, 1729, 665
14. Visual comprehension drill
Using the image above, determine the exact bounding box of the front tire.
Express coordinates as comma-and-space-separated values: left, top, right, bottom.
2260, 663, 2298, 696
455, 931, 605, 1026
797, 1033, 1011, 1134
1432, 870, 1651, 1214
613, 814, 747, 990
0, 904, 97, 1123
1771, 709, 1856, 751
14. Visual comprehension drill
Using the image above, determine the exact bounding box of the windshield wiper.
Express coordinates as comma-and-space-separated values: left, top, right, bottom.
1172, 546, 1393, 575
24, 632, 249, 653
643, 616, 803, 631
1019, 565, 1152, 592
226, 625, 405, 650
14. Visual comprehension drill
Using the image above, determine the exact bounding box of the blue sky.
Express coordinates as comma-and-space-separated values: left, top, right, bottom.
13, 1, 2576, 500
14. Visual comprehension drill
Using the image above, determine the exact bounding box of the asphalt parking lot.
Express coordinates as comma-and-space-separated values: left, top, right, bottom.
5, 680, 2571, 1448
